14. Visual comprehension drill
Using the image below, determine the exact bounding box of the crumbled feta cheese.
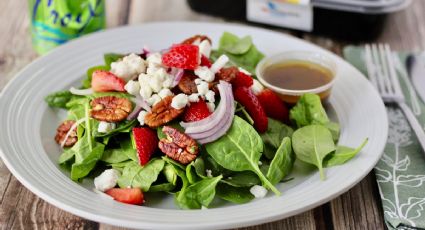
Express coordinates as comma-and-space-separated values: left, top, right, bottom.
194, 78, 203, 85
124, 80, 141, 95
158, 88, 173, 99
146, 65, 161, 75
205, 169, 213, 178
171, 94, 189, 109
148, 76, 163, 93
162, 77, 174, 88
210, 55, 229, 73
147, 94, 162, 106
153, 68, 168, 82
199, 40, 212, 58
97, 121, 116, 133
251, 79, 264, 95
205, 90, 215, 103
250, 185, 268, 198
196, 80, 209, 96
207, 102, 215, 112
188, 93, 200, 103
139, 83, 153, 99
94, 169, 120, 192
137, 110, 148, 125
146, 52, 162, 66
111, 53, 146, 80
238, 67, 251, 75
258, 161, 263, 166
138, 73, 149, 83
194, 66, 215, 82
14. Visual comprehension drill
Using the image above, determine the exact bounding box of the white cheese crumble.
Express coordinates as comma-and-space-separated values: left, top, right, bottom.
194, 66, 215, 82
147, 94, 162, 106
124, 80, 140, 96
137, 110, 148, 125
196, 80, 209, 96
97, 121, 116, 133
110, 53, 146, 80
199, 40, 212, 58
171, 94, 188, 109
194, 78, 203, 85
188, 93, 200, 103
251, 79, 264, 95
158, 88, 173, 99
146, 52, 162, 66
205, 169, 213, 178
258, 161, 263, 166
207, 102, 215, 112
210, 54, 229, 73
94, 169, 120, 192
148, 76, 163, 93
250, 185, 268, 198
139, 83, 153, 99
205, 90, 215, 103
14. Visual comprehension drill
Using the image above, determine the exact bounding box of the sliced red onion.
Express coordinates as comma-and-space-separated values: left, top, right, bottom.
69, 87, 93, 96
61, 118, 86, 148
128, 95, 151, 121
171, 68, 184, 87
127, 105, 143, 121
142, 46, 151, 56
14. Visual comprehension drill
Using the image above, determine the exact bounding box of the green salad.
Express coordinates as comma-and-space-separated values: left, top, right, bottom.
45, 32, 367, 209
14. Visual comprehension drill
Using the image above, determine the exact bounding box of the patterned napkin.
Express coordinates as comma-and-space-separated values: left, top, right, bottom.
344, 46, 425, 230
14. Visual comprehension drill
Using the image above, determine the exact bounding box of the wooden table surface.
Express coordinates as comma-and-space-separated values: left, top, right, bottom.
1, 0, 425, 229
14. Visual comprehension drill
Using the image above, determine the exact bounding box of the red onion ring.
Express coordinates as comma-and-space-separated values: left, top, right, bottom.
128, 95, 151, 121
171, 68, 184, 87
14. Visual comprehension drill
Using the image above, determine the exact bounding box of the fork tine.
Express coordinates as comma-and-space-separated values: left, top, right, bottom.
378, 44, 394, 94
364, 45, 379, 88
371, 44, 387, 95
384, 44, 404, 99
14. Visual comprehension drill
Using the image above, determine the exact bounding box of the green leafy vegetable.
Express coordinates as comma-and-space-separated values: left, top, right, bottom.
104, 53, 124, 66
163, 163, 178, 185
324, 138, 368, 167
219, 32, 253, 55
261, 118, 293, 159
117, 159, 165, 191
70, 141, 105, 181
175, 175, 222, 209
149, 183, 176, 192
205, 116, 280, 195
266, 137, 293, 185
221, 171, 260, 187
325, 122, 341, 142
216, 183, 254, 204
45, 90, 73, 109
93, 119, 137, 138
290, 93, 329, 128
292, 125, 336, 180
186, 162, 199, 184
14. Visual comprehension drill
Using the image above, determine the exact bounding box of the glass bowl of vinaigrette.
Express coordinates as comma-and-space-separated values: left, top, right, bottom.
256, 51, 337, 104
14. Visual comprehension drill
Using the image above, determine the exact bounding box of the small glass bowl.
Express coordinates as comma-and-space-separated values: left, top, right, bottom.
256, 51, 338, 104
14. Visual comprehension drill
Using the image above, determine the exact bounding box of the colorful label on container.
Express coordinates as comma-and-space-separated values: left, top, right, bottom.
247, 0, 313, 32
29, 0, 105, 54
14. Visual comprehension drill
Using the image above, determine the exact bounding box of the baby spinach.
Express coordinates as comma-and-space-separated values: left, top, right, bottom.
261, 118, 293, 159
205, 116, 280, 195
219, 32, 253, 55
45, 90, 73, 109
71, 141, 105, 181
292, 125, 336, 180
290, 93, 329, 128
216, 183, 254, 204
163, 163, 178, 185
93, 120, 137, 138
175, 175, 222, 209
266, 137, 294, 185
221, 171, 260, 187
325, 122, 341, 142
148, 183, 175, 193
186, 162, 199, 184
117, 159, 165, 191
324, 138, 368, 167
104, 53, 124, 66
101, 148, 131, 164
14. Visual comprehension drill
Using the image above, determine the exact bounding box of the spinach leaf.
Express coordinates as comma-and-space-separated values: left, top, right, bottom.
219, 32, 253, 55
292, 125, 335, 180
193, 157, 206, 178
216, 183, 254, 204
104, 53, 124, 66
325, 122, 341, 142
45, 90, 73, 109
93, 119, 137, 138
261, 118, 293, 159
221, 171, 260, 187
324, 138, 368, 167
186, 162, 199, 184
205, 116, 280, 195
175, 175, 222, 209
117, 159, 165, 191
71, 141, 105, 181
163, 163, 178, 185
162, 156, 186, 170
58, 148, 75, 164
101, 148, 131, 164
290, 93, 329, 128
148, 183, 175, 192
266, 137, 294, 185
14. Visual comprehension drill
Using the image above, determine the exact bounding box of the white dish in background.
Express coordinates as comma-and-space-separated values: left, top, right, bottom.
0, 22, 388, 229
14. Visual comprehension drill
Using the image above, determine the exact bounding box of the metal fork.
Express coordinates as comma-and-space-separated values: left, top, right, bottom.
365, 44, 425, 151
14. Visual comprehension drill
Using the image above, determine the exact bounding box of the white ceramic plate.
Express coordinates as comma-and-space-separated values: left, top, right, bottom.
0, 22, 388, 229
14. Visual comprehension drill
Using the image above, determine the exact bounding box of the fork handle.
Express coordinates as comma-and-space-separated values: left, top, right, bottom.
398, 102, 425, 152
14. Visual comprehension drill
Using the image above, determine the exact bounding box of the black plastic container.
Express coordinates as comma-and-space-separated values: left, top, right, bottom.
187, 0, 410, 41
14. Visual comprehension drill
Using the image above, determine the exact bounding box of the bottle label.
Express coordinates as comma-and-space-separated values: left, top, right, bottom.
247, 0, 313, 32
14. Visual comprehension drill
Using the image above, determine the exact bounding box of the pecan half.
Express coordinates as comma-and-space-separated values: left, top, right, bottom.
181, 35, 212, 45
216, 66, 239, 83
159, 126, 199, 164
178, 72, 198, 94
55, 120, 77, 147
90, 96, 132, 122
144, 96, 184, 128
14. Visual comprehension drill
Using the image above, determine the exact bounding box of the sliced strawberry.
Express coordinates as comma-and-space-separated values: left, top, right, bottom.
183, 100, 212, 122
133, 127, 158, 166
256, 89, 289, 123
232, 71, 253, 88
233, 86, 268, 133
162, 44, 199, 70
92, 70, 126, 92
200, 55, 212, 68
105, 188, 144, 205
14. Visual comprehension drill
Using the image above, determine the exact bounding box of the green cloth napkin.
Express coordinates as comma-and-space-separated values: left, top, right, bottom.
344, 46, 425, 230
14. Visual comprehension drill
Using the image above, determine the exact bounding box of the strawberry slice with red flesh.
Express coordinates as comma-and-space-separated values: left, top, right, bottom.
200, 55, 212, 68
92, 70, 126, 92
133, 127, 159, 166
233, 86, 268, 133
105, 188, 144, 205
183, 100, 212, 122
162, 44, 199, 70
256, 89, 289, 123
232, 71, 253, 88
